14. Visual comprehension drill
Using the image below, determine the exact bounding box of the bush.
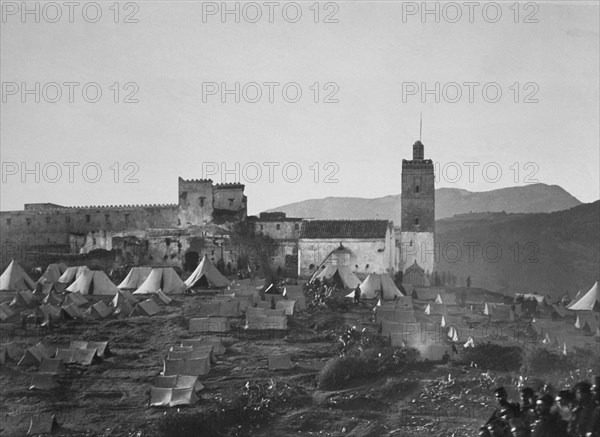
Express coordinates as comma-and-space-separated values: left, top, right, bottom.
317, 347, 419, 390
461, 342, 523, 371
521, 347, 572, 374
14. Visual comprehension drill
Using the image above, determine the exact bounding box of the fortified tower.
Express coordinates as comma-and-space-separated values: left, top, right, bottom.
400, 140, 435, 276
178, 178, 214, 227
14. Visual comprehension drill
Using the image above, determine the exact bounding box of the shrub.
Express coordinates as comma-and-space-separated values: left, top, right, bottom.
461, 342, 523, 371
521, 347, 572, 374
317, 347, 419, 390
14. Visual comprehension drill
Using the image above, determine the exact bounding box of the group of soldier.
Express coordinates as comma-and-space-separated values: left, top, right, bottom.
482, 378, 600, 436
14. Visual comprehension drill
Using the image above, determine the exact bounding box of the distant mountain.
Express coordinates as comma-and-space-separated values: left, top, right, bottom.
434, 201, 599, 298
265, 184, 582, 221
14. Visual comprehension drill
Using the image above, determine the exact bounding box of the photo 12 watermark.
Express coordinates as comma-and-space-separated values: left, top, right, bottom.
400, 2, 539, 24
1, 1, 140, 24
201, 82, 339, 103
1, 162, 140, 184
201, 161, 340, 184
200, 1, 339, 24
401, 82, 539, 103
2, 82, 140, 103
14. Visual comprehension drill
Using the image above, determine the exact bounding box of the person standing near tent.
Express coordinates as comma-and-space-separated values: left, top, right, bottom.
354, 284, 361, 304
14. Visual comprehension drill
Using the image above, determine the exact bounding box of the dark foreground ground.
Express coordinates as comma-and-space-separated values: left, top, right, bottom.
1, 287, 596, 437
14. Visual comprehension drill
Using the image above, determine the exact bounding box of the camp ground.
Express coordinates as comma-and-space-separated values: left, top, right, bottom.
134, 267, 187, 295
184, 255, 231, 289
2, 262, 599, 436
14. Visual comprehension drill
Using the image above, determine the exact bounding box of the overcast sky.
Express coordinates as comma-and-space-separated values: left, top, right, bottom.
1, 1, 598, 215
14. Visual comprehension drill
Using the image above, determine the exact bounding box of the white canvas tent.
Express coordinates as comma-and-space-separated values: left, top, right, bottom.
0, 260, 35, 291
150, 387, 198, 407
58, 266, 89, 284
134, 268, 186, 295
346, 273, 404, 300
36, 263, 68, 285
575, 312, 599, 332
66, 270, 119, 296
118, 266, 153, 290
184, 255, 231, 289
567, 282, 599, 311
312, 264, 360, 289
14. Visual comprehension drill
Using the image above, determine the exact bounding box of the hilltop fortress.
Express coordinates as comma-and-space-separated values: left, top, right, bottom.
0, 141, 435, 279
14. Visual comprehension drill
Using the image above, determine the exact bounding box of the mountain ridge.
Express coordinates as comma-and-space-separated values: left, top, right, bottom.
264, 183, 582, 221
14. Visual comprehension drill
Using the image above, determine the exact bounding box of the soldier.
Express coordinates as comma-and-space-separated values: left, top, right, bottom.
487, 387, 520, 425
353, 284, 361, 304
569, 381, 595, 437
531, 394, 561, 437
520, 387, 538, 428
554, 389, 574, 435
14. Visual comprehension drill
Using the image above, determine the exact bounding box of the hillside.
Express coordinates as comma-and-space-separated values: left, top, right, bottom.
265, 184, 582, 221
434, 201, 600, 298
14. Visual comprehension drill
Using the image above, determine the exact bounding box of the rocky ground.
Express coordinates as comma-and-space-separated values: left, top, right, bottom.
1, 286, 595, 437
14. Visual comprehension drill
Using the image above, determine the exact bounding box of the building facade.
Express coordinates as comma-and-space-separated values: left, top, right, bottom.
297, 219, 396, 278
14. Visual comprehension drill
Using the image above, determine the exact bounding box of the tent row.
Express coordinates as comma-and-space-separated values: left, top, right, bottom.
1, 256, 232, 296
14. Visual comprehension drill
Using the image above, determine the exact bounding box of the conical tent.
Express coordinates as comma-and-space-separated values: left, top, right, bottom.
134, 268, 186, 295
37, 263, 68, 285
567, 282, 599, 311
312, 264, 360, 289
58, 266, 89, 284
346, 273, 404, 300
118, 267, 153, 289
0, 260, 35, 291
184, 255, 231, 289
66, 270, 119, 296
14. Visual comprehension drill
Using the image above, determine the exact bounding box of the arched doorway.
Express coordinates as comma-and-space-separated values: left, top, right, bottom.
184, 251, 199, 272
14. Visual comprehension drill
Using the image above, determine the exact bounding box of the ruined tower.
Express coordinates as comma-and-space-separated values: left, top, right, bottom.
400, 140, 435, 276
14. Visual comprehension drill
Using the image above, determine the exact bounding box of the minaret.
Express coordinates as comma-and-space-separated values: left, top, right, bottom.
400, 140, 435, 276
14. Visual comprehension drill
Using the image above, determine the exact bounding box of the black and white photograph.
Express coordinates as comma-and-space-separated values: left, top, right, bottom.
1, 1, 599, 436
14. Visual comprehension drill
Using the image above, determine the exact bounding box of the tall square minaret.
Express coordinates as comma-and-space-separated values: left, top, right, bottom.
400, 140, 435, 276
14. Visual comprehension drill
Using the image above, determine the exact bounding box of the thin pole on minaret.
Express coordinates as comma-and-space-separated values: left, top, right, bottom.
419, 112, 423, 141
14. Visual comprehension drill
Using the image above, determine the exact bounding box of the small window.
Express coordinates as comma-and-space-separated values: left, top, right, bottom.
260, 225, 264, 231
85, 215, 91, 223
45, 216, 51, 224
294, 223, 299, 230
6, 218, 11, 225
414, 217, 419, 225
105, 214, 110, 222
92, 237, 96, 245
65, 216, 71, 223
199, 197, 205, 207
415, 185, 420, 193
229, 198, 234, 207
124, 214, 130, 223
26, 218, 32, 226
276, 224, 281, 230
